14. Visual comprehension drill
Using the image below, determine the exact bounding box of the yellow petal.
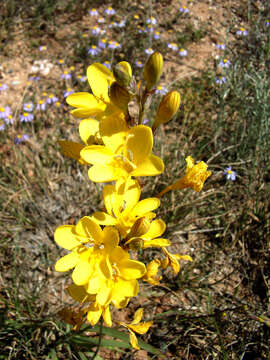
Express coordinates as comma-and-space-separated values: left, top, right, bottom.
102, 184, 116, 216
131, 198, 160, 217
132, 154, 164, 177
113, 278, 139, 300
102, 305, 112, 327
96, 283, 112, 306
58, 140, 86, 164
129, 321, 153, 335
87, 303, 102, 325
122, 179, 141, 212
129, 330, 140, 350
126, 125, 153, 165
79, 118, 100, 145
91, 211, 117, 225
103, 226, 119, 250
142, 219, 166, 240
119, 259, 146, 280
87, 63, 114, 103
88, 164, 119, 182
55, 252, 79, 272
143, 238, 171, 248
80, 145, 113, 165
67, 283, 95, 303
72, 260, 92, 285
70, 107, 104, 119
75, 216, 103, 243
54, 225, 80, 250
132, 308, 143, 324
99, 115, 128, 153
67, 92, 99, 108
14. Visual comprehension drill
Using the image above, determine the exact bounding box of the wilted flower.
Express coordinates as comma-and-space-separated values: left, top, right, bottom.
14, 134, 30, 144
20, 112, 34, 123
179, 48, 188, 56
224, 166, 236, 181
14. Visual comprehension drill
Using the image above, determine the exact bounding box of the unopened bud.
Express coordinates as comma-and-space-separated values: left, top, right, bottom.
144, 52, 163, 90
126, 238, 144, 251
113, 61, 132, 87
152, 90, 181, 131
109, 81, 132, 111
128, 217, 150, 239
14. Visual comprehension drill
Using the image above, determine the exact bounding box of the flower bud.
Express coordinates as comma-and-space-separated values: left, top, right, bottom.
109, 81, 132, 111
113, 61, 132, 87
127, 217, 150, 239
143, 52, 163, 90
152, 90, 181, 131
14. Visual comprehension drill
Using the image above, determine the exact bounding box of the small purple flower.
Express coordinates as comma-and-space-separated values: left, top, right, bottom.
104, 7, 116, 15
265, 20, 270, 27
224, 166, 236, 181
219, 58, 231, 68
179, 6, 189, 14
61, 70, 72, 80
29, 76, 40, 81
108, 41, 121, 50
144, 25, 154, 33
118, 20, 126, 28
0, 106, 11, 119
23, 103, 34, 112
64, 88, 74, 98
146, 17, 157, 25
103, 61, 111, 69
20, 112, 34, 123
47, 94, 59, 104
77, 75, 87, 82
36, 100, 47, 111
98, 38, 107, 49
39, 45, 47, 51
14, 134, 30, 144
97, 17, 105, 23
89, 8, 98, 16
236, 27, 248, 36
0, 83, 8, 91
153, 31, 160, 40
216, 76, 226, 85
216, 43, 226, 50
142, 118, 150, 125
145, 48, 154, 55
0, 120, 5, 131
179, 48, 188, 56
91, 26, 101, 35
4, 114, 14, 125
168, 43, 179, 51
155, 85, 168, 96
88, 45, 101, 56
135, 60, 143, 68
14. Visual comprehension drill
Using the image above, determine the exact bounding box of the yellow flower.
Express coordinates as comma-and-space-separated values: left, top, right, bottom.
119, 308, 153, 350
58, 118, 101, 163
161, 247, 192, 275
80, 116, 164, 183
66, 62, 115, 118
143, 259, 162, 285
157, 156, 212, 197
92, 178, 161, 238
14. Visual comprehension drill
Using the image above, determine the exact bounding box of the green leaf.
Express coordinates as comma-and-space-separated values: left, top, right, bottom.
47, 349, 59, 360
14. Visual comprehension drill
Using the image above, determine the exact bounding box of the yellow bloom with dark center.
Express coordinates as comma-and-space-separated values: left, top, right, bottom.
157, 156, 212, 197
119, 308, 153, 350
80, 116, 164, 183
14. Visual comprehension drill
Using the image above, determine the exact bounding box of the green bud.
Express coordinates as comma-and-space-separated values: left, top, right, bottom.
113, 61, 132, 87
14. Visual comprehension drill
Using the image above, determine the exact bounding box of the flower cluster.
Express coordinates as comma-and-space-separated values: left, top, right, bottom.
55, 52, 211, 349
